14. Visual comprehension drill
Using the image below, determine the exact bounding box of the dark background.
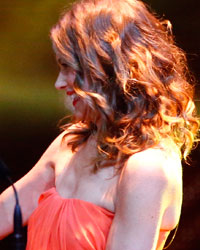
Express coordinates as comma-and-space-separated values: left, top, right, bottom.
0, 0, 199, 249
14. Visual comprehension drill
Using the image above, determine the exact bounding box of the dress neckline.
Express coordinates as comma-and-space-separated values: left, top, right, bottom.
46, 187, 115, 215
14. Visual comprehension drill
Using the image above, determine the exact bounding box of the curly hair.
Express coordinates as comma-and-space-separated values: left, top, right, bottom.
50, 0, 199, 172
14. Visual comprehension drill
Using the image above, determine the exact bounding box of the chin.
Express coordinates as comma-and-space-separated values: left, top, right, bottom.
64, 96, 75, 113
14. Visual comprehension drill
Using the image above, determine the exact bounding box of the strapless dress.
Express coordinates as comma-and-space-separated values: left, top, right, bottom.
26, 187, 114, 250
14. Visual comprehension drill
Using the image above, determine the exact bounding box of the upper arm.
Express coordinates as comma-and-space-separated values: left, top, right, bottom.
0, 131, 66, 239
106, 149, 173, 250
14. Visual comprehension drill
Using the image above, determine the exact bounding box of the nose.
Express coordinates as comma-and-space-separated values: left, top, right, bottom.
54, 72, 68, 90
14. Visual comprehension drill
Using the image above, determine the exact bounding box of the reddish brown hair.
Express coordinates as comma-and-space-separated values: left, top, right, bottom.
50, 0, 199, 172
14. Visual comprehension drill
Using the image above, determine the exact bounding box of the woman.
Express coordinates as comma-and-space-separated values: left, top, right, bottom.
0, 0, 199, 249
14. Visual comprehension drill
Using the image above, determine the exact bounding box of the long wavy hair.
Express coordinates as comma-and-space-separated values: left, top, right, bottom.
50, 0, 199, 172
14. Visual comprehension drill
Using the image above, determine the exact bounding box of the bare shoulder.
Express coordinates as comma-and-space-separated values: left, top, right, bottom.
0, 123, 85, 239
40, 130, 67, 160
0, 128, 71, 238
119, 147, 182, 190
106, 148, 182, 249
116, 147, 183, 218
40, 122, 82, 160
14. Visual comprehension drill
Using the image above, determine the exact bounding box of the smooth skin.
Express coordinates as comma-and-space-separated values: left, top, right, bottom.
0, 65, 183, 250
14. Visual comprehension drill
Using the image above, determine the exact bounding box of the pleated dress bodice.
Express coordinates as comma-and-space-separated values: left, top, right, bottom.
26, 187, 114, 250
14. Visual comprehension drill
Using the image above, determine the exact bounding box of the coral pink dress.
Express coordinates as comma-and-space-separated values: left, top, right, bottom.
26, 187, 114, 250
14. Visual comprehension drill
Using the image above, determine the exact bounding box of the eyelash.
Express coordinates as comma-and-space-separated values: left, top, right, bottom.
60, 63, 68, 68
57, 58, 68, 69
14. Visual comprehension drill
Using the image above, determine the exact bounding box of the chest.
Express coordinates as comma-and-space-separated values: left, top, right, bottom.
54, 141, 119, 213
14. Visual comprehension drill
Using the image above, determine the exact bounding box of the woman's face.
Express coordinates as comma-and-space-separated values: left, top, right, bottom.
54, 60, 85, 118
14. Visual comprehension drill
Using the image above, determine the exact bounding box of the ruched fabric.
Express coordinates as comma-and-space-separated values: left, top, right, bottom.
26, 187, 114, 250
